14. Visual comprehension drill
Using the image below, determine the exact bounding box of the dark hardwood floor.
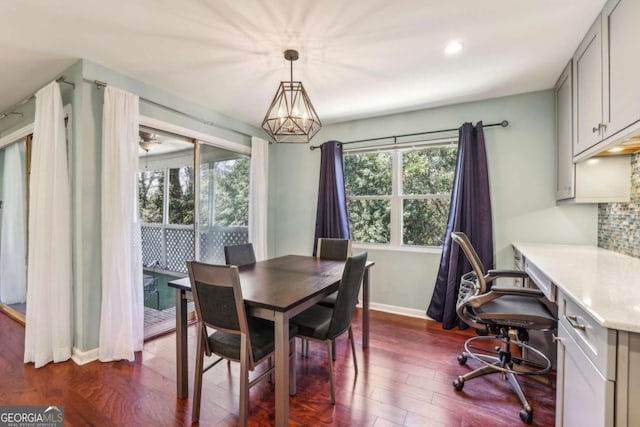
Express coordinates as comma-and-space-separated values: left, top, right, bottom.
0, 309, 555, 426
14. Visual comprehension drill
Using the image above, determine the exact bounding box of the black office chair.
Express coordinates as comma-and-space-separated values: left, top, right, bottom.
290, 251, 367, 404
224, 243, 256, 267
187, 261, 297, 425
450, 232, 556, 424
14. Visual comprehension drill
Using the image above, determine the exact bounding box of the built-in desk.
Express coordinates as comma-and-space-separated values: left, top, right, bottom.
513, 243, 640, 427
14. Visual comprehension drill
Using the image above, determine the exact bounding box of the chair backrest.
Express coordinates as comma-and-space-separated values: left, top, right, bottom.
451, 232, 488, 293
224, 243, 256, 267
187, 261, 254, 363
317, 238, 352, 261
328, 251, 368, 339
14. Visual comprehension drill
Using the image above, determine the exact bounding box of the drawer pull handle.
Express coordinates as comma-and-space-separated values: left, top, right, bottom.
565, 314, 586, 331
552, 334, 563, 342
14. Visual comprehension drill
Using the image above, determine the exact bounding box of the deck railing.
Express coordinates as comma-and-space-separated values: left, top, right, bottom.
141, 224, 249, 274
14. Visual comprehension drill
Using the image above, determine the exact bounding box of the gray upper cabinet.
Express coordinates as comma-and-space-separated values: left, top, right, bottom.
573, 0, 640, 160
604, 0, 640, 140
556, 54, 630, 203
556, 61, 574, 200
573, 15, 603, 157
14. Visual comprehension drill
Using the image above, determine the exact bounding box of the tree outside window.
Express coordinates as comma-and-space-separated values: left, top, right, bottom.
344, 142, 457, 247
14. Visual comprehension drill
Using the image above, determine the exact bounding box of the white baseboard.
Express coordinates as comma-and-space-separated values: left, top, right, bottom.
363, 302, 434, 320
71, 347, 99, 365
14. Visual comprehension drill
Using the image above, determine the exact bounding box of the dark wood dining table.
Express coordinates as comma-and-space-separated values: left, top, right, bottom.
168, 254, 374, 427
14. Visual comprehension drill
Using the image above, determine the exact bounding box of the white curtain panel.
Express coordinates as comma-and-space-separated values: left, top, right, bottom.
0, 140, 27, 304
24, 81, 72, 368
249, 136, 268, 261
98, 86, 143, 362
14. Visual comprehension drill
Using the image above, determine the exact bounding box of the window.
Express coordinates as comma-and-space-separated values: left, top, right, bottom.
344, 140, 457, 248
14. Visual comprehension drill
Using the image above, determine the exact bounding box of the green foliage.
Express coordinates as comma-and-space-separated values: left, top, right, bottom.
139, 157, 249, 228
345, 152, 392, 196
212, 158, 249, 226
138, 170, 164, 223
168, 167, 194, 225
344, 144, 457, 247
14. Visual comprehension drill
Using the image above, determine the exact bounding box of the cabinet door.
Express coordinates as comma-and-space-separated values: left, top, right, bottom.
556, 322, 614, 427
573, 15, 604, 156
556, 61, 574, 200
604, 0, 640, 138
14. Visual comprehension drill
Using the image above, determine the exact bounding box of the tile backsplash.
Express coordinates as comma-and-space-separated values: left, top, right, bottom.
598, 153, 640, 257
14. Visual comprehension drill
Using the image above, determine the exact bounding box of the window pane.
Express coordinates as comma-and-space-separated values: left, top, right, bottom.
403, 146, 457, 195
347, 199, 391, 244
138, 169, 164, 223
403, 198, 450, 246
168, 166, 194, 225
345, 152, 392, 196
213, 158, 250, 226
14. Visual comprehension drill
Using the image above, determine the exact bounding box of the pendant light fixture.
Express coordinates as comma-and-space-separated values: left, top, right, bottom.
261, 49, 322, 143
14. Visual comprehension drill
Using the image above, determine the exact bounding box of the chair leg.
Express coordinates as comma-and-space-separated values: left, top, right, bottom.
155, 290, 159, 310
192, 324, 206, 423
332, 339, 336, 361
348, 327, 358, 374
239, 336, 250, 427
326, 340, 336, 405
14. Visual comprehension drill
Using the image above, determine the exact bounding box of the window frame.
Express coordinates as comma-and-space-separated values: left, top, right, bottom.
344, 137, 457, 251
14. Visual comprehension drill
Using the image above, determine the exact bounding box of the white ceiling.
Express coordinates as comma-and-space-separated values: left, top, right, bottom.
0, 0, 606, 128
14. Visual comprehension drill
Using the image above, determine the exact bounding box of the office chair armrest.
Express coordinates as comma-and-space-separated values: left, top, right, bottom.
469, 286, 544, 308
485, 269, 529, 283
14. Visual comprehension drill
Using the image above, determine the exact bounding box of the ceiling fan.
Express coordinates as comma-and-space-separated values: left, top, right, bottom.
139, 131, 161, 152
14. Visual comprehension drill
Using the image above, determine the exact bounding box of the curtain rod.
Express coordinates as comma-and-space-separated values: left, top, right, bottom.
0, 76, 75, 122
89, 79, 254, 140
309, 120, 509, 151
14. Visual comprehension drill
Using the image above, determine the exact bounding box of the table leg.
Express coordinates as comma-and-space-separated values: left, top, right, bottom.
274, 311, 289, 427
363, 267, 370, 349
176, 288, 188, 399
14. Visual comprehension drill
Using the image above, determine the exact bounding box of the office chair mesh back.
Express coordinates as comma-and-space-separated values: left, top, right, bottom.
451, 232, 488, 292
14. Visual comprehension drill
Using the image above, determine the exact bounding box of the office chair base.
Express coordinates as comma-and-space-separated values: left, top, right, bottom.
452, 335, 550, 425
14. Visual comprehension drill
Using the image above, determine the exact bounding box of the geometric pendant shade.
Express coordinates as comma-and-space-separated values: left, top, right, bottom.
261, 50, 322, 143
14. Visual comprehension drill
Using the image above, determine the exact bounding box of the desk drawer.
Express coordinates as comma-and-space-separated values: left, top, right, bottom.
558, 291, 616, 380
525, 259, 556, 302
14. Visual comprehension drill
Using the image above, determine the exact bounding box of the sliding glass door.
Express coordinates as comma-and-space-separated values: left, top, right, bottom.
0, 137, 28, 317
197, 141, 250, 264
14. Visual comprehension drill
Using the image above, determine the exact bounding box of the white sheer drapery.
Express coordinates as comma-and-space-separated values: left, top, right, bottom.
98, 86, 143, 361
249, 136, 268, 261
24, 81, 72, 367
0, 140, 27, 304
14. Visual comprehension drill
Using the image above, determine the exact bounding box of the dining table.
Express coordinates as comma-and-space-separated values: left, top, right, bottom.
168, 254, 374, 426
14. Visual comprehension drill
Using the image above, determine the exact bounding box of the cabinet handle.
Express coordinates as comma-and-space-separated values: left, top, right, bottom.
565, 314, 586, 331
592, 123, 608, 134
552, 333, 563, 342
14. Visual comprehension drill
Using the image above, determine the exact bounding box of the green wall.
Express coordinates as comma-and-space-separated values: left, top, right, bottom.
269, 90, 598, 313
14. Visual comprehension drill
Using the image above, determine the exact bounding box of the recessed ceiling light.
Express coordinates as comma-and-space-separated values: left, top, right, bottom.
445, 41, 463, 55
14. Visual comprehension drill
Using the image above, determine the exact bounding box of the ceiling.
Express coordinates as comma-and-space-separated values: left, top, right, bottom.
0, 0, 606, 128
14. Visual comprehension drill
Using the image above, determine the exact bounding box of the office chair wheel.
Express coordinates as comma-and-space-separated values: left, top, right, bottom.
519, 408, 533, 424
457, 353, 467, 365
452, 377, 465, 391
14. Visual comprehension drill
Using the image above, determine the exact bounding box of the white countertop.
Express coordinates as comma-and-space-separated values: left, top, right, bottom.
513, 242, 640, 333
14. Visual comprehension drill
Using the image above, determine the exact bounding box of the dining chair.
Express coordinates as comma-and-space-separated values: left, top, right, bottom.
143, 260, 160, 309
187, 261, 298, 425
316, 238, 351, 309
311, 238, 352, 358
290, 251, 368, 404
224, 243, 256, 267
